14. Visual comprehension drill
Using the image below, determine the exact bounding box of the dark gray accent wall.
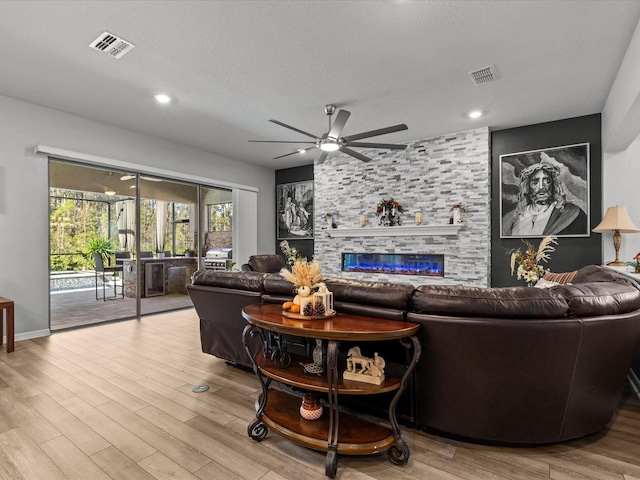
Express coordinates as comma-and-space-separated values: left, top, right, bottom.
275, 165, 314, 260
491, 114, 603, 286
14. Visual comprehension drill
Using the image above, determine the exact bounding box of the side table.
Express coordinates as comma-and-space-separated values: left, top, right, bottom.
241, 303, 420, 478
0, 297, 15, 353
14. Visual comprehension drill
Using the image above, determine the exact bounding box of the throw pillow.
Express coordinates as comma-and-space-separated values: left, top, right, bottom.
543, 271, 577, 285
534, 278, 560, 289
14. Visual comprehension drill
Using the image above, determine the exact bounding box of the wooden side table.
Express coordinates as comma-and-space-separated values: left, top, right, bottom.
0, 297, 15, 353
242, 303, 420, 478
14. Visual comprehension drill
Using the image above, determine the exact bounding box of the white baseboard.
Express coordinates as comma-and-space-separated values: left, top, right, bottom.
5, 329, 51, 344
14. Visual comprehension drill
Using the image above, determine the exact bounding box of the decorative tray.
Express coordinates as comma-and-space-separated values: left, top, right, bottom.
282, 309, 337, 321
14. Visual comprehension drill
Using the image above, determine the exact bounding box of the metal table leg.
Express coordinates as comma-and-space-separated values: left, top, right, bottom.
387, 335, 421, 465
243, 324, 270, 441
325, 340, 339, 478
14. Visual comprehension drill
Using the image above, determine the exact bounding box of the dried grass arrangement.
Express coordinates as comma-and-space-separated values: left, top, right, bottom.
280, 260, 323, 288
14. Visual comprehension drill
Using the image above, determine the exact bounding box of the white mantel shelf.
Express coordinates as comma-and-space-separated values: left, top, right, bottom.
326, 224, 463, 238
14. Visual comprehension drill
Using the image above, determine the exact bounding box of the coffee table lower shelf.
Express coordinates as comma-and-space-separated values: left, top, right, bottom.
260, 390, 395, 455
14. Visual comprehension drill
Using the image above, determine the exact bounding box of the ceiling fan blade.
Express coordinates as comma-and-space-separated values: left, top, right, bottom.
328, 109, 351, 139
248, 140, 316, 144
273, 150, 307, 160
315, 151, 329, 165
340, 147, 373, 163
342, 124, 408, 142
347, 142, 407, 150
269, 120, 319, 140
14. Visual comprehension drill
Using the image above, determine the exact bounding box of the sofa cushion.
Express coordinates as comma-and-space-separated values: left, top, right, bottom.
191, 269, 267, 291
573, 265, 640, 289
411, 285, 569, 319
244, 255, 286, 273
543, 271, 577, 284
264, 273, 298, 296
550, 282, 640, 316
323, 277, 414, 311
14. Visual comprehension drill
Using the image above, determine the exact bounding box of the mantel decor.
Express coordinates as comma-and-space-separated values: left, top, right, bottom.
377, 198, 403, 227
449, 202, 466, 224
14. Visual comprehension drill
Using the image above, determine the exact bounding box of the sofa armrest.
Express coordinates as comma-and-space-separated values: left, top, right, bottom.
191, 269, 267, 291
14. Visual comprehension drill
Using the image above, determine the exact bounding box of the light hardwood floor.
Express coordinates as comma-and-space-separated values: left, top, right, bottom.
1, 309, 639, 480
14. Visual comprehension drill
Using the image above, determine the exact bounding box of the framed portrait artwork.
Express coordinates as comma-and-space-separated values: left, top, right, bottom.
277, 180, 314, 240
500, 143, 590, 238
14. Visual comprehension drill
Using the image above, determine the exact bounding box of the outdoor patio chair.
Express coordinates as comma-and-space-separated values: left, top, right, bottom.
93, 252, 124, 301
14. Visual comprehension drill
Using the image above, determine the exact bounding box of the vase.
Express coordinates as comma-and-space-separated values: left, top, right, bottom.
452, 208, 462, 224
300, 393, 323, 420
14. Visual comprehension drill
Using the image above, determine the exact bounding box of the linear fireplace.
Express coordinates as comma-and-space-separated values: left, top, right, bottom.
341, 253, 444, 277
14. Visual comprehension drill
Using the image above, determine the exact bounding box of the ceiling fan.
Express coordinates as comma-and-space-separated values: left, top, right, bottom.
249, 104, 408, 164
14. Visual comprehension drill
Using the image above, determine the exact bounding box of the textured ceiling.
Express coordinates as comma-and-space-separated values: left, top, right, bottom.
1, 1, 639, 170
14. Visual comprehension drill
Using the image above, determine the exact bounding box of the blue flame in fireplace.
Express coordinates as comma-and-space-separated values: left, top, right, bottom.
341, 253, 444, 276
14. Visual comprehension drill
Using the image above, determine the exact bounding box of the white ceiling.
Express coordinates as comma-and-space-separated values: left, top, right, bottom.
1, 1, 639, 170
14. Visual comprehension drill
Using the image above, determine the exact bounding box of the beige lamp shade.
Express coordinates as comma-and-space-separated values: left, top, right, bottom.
593, 205, 640, 266
593, 206, 640, 233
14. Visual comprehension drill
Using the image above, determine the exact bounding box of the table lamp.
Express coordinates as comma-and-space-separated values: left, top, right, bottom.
593, 205, 640, 266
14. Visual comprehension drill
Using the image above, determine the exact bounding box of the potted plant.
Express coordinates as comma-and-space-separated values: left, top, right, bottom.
86, 237, 115, 266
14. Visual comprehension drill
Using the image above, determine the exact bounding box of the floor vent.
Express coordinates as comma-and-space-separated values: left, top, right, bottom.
89, 31, 135, 59
468, 65, 497, 85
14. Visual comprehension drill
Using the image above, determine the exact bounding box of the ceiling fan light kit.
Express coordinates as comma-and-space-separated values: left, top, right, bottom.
249, 104, 408, 164
320, 139, 340, 152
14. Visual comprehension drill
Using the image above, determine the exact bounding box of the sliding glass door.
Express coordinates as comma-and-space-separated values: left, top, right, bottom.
49, 161, 137, 328
49, 159, 232, 329
137, 175, 199, 316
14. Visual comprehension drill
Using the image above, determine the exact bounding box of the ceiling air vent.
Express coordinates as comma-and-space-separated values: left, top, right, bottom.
468, 65, 497, 85
89, 31, 135, 59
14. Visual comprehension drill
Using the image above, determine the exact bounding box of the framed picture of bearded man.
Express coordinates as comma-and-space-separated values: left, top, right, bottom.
500, 143, 590, 238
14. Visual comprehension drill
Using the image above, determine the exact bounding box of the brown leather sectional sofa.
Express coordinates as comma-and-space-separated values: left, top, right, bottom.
186, 264, 640, 445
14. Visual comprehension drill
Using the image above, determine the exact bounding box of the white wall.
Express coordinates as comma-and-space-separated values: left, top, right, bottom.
602, 17, 640, 264
0, 94, 275, 340
602, 136, 640, 263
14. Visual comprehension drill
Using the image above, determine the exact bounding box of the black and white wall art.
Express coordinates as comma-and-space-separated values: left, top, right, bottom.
277, 180, 314, 240
500, 143, 590, 238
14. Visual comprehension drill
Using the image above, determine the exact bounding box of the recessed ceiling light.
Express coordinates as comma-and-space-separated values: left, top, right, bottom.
469, 110, 482, 119
154, 93, 171, 104
299, 149, 306, 154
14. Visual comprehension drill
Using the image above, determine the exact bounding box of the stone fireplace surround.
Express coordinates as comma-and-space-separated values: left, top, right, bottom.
314, 127, 490, 287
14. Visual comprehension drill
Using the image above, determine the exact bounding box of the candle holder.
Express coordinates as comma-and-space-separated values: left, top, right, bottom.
415, 212, 422, 225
